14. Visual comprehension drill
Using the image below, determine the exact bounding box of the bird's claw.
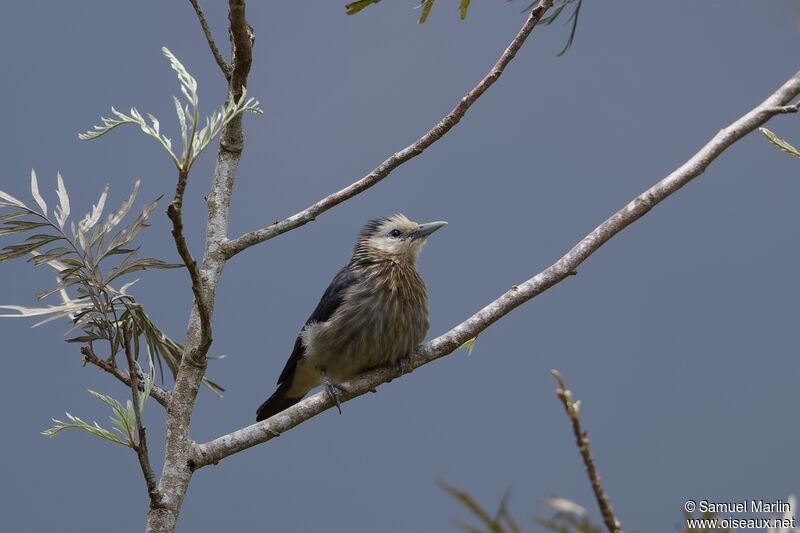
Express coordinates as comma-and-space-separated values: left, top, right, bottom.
395, 354, 412, 375
323, 378, 346, 415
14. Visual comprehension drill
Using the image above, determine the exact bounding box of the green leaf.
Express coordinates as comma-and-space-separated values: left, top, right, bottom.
0, 211, 28, 223
459, 0, 470, 20
438, 481, 502, 532
42, 412, 129, 447
107, 257, 183, 283
345, 0, 381, 15
105, 196, 162, 254
556, 0, 582, 57
65, 332, 107, 343
0, 220, 49, 236
23, 233, 62, 244
29, 246, 72, 266
0, 239, 58, 263
460, 336, 478, 356
419, 0, 436, 23
760, 127, 800, 158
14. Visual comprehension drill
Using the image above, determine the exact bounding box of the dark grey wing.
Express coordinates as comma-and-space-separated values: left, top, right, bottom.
276, 266, 362, 386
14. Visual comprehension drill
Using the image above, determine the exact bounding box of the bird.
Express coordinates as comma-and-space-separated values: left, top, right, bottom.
256, 214, 447, 422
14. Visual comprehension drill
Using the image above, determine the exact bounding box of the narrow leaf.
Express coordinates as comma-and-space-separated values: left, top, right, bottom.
459, 0, 470, 20
30, 169, 47, 214
0, 189, 26, 208
54, 172, 70, 229
0, 220, 49, 236
419, 0, 436, 23
761, 127, 800, 158
0, 211, 28, 223
79, 184, 109, 233
345, 0, 381, 15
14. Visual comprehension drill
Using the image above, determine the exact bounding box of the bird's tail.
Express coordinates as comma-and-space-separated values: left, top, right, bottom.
256, 381, 303, 422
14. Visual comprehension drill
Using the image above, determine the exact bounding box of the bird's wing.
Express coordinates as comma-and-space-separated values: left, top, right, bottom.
276, 266, 362, 386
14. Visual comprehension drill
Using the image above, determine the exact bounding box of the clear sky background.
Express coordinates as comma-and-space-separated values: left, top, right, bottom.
1, 1, 799, 532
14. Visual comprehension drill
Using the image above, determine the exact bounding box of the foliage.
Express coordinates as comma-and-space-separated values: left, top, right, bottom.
460, 335, 478, 356
79, 47, 262, 173
760, 128, 800, 159
531, 0, 583, 56
441, 484, 762, 533
439, 480, 526, 533
345, 0, 470, 22
42, 365, 155, 448
0, 172, 223, 395
345, 0, 582, 54
441, 483, 604, 533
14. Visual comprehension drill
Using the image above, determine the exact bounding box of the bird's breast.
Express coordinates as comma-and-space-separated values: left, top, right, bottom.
301, 264, 429, 382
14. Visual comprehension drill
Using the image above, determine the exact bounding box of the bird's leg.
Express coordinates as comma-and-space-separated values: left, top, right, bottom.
395, 352, 413, 376
323, 377, 347, 415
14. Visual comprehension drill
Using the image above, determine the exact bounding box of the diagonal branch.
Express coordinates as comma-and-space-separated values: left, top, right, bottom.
193, 68, 800, 467
551, 369, 621, 533
219, 0, 555, 260
81, 344, 170, 408
188, 0, 232, 79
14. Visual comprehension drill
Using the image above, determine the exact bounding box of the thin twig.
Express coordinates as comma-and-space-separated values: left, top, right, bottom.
81, 345, 170, 408
766, 102, 800, 114
551, 370, 621, 533
193, 69, 800, 467
166, 172, 213, 361
219, 0, 555, 259
188, 0, 232, 79
123, 324, 162, 506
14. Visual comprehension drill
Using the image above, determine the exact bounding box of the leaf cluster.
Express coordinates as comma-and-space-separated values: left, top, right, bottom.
439, 481, 526, 533
0, 172, 222, 395
79, 47, 261, 173
42, 368, 155, 448
345, 0, 582, 54
441, 484, 604, 533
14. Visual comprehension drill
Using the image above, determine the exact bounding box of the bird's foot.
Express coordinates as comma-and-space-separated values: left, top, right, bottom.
395, 353, 413, 376
323, 378, 347, 415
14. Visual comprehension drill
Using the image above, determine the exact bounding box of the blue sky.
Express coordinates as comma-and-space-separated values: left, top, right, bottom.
1, 1, 799, 531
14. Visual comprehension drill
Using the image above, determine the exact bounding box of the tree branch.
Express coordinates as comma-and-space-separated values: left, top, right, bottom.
81, 344, 170, 408
219, 0, 555, 260
228, 0, 253, 102
123, 324, 162, 507
146, 2, 254, 531
193, 68, 800, 467
167, 176, 213, 361
551, 370, 621, 533
188, 0, 232, 79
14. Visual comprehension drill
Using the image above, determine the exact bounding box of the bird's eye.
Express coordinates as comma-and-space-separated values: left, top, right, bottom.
389, 229, 402, 238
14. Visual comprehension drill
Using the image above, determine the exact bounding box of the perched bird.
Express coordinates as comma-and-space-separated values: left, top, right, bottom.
256, 214, 447, 422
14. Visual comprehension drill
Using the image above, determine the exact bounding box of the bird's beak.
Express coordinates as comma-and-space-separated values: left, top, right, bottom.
411, 220, 447, 240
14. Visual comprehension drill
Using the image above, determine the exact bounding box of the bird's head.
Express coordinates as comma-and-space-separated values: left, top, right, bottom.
353, 214, 447, 264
